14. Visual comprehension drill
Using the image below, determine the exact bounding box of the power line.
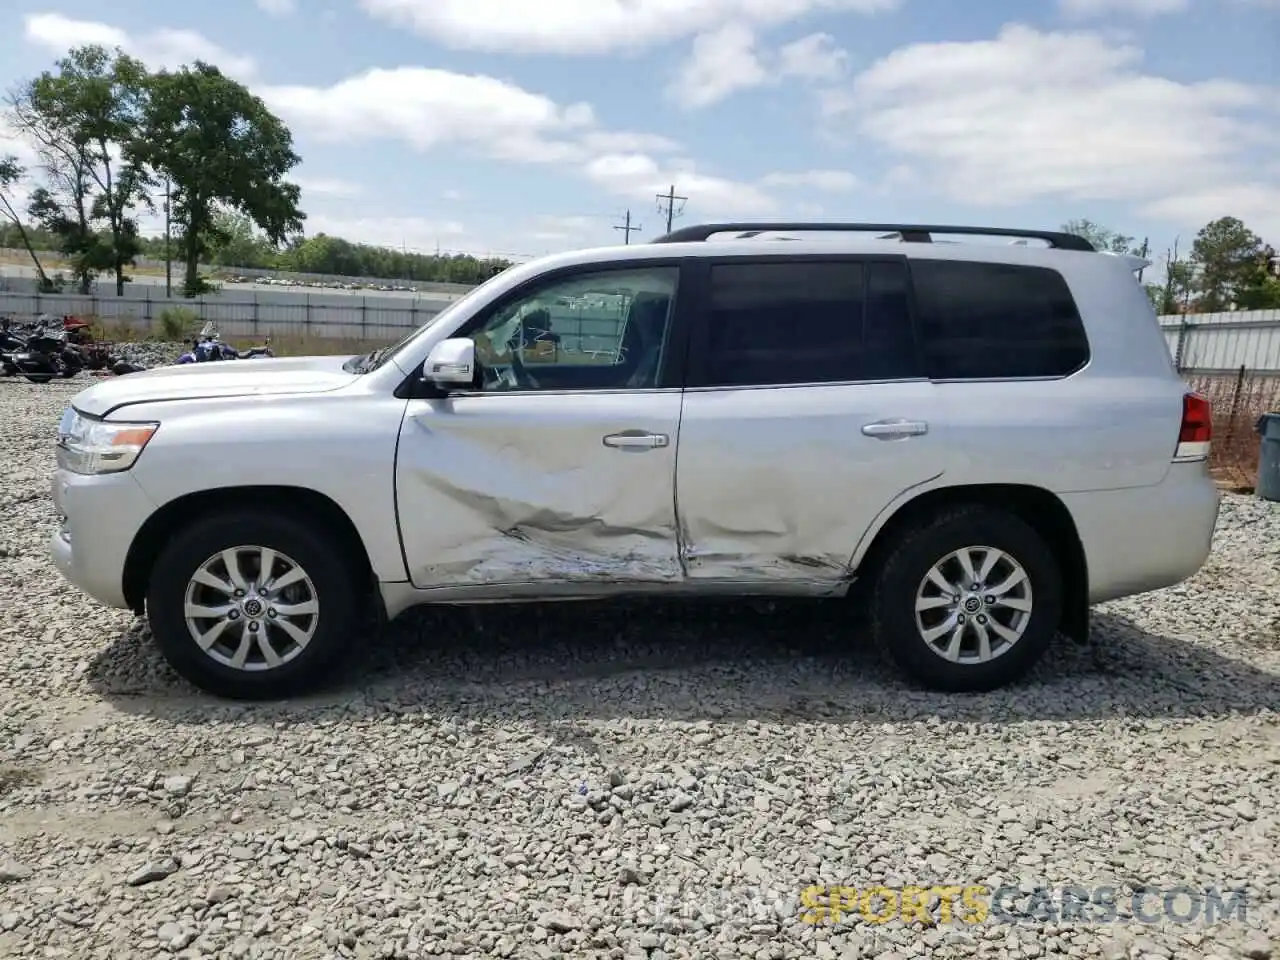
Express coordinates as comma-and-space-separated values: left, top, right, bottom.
655, 184, 687, 234
613, 209, 642, 245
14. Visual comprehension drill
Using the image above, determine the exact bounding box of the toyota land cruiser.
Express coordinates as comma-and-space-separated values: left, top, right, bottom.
51, 222, 1221, 699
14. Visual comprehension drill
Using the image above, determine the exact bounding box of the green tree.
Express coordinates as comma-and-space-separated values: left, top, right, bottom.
26, 185, 102, 292
1190, 216, 1264, 312
0, 155, 53, 289
1061, 218, 1144, 255
205, 208, 276, 268
132, 61, 303, 296
9, 46, 152, 295
1234, 244, 1280, 310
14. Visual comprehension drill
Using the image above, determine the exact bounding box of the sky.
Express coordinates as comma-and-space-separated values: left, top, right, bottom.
0, 0, 1277, 267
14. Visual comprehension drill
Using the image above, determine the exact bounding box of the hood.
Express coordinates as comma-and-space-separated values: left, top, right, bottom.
72, 354, 359, 418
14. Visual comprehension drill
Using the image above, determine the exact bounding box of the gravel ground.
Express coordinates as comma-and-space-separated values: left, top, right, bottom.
0, 378, 1277, 960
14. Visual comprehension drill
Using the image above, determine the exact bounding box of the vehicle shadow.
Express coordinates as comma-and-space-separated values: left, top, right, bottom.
86, 598, 1280, 724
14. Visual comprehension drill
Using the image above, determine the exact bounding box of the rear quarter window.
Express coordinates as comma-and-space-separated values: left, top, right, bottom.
909, 259, 1090, 380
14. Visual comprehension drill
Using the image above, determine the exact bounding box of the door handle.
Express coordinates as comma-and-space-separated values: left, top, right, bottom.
603, 432, 669, 450
861, 419, 928, 440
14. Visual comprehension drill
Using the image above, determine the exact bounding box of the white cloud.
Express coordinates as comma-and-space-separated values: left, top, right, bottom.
23, 13, 256, 79
776, 33, 849, 80
760, 169, 858, 191
668, 27, 850, 108
667, 23, 767, 110
292, 175, 365, 199
1142, 184, 1280, 243
823, 23, 1278, 236
584, 153, 776, 216
259, 67, 679, 170
357, 0, 900, 55
1058, 0, 1189, 16
0, 117, 39, 169
260, 68, 592, 164
255, 0, 297, 14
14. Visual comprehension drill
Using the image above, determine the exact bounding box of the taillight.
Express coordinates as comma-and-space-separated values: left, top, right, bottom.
1175, 392, 1211, 461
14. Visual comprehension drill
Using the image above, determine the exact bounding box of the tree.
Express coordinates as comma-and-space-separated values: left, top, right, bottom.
0, 155, 52, 289
132, 61, 303, 295
1234, 244, 1280, 310
26, 184, 102, 292
9, 46, 152, 296
1190, 216, 1264, 312
205, 208, 276, 268
1061, 219, 1144, 255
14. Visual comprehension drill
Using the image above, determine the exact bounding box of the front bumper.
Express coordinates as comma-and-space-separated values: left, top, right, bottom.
50, 467, 157, 610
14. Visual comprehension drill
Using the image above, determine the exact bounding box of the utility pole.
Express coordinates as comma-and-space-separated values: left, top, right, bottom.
655, 184, 687, 234
163, 179, 172, 298
1136, 236, 1150, 283
614, 209, 642, 244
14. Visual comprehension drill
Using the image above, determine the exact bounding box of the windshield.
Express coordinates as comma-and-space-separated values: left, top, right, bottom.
349, 269, 516, 374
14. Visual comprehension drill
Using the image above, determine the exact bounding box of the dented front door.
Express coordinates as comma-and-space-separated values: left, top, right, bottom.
394, 391, 684, 590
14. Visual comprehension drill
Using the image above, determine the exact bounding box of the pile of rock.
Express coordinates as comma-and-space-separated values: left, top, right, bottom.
111, 340, 184, 369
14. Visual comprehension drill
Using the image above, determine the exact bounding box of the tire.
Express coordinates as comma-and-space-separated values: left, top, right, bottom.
23, 373, 52, 384
146, 508, 363, 699
868, 506, 1062, 692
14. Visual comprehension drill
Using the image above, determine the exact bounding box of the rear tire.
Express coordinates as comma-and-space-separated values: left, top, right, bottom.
868, 506, 1062, 692
146, 508, 363, 699
23, 373, 53, 384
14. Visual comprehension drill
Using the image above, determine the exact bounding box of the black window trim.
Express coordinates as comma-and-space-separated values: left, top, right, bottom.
904, 257, 1093, 384
684, 252, 929, 391
395, 257, 697, 399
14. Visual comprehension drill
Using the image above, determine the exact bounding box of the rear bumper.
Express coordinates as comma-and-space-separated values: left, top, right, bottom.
1063, 462, 1221, 604
50, 468, 157, 610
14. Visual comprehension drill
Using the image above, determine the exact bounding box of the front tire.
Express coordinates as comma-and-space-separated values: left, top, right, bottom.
869, 506, 1062, 692
146, 509, 363, 699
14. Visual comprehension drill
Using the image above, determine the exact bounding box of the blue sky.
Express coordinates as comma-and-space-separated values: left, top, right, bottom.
0, 0, 1277, 267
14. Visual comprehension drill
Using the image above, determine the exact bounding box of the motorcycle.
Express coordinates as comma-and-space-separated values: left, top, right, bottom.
5, 319, 83, 383
0, 318, 27, 376
177, 323, 273, 363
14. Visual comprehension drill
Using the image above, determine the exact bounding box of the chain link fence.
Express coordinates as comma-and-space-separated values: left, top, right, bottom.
1161, 309, 1280, 488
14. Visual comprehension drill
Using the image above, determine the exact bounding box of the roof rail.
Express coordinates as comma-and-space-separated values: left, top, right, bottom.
650, 222, 1096, 252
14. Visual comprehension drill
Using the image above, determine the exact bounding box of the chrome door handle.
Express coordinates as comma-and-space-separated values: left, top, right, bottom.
603, 432, 669, 450
861, 419, 928, 439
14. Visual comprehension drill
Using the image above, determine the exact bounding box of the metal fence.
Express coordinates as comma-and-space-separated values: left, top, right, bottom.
1159, 309, 1280, 488
0, 288, 447, 340
0, 287, 634, 353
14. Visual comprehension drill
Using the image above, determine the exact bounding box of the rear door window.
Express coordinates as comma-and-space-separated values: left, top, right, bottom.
909, 259, 1090, 380
694, 259, 919, 387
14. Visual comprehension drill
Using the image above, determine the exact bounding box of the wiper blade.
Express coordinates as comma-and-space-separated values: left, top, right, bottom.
344, 349, 381, 374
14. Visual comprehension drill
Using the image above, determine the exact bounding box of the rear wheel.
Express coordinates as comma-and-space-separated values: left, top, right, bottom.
23, 373, 52, 384
146, 509, 363, 699
868, 506, 1062, 692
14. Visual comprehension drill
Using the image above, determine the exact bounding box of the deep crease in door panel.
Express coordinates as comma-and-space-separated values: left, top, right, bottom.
400, 414, 683, 585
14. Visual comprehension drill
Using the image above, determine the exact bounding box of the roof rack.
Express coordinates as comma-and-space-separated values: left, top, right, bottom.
650, 222, 1096, 252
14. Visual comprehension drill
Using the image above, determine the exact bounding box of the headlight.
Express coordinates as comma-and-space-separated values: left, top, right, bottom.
56, 407, 158, 475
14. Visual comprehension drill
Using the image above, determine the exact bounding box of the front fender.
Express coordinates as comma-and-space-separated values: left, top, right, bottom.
121, 391, 411, 583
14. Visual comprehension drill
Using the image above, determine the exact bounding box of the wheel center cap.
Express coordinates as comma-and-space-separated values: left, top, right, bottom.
963, 596, 982, 613
242, 598, 264, 617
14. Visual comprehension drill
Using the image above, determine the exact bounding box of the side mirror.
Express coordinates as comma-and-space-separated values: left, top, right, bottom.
423, 338, 475, 385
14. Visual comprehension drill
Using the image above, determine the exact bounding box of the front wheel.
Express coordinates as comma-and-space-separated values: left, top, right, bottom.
146, 509, 363, 699
868, 506, 1062, 692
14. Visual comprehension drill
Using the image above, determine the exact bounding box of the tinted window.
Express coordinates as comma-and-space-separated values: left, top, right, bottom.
910, 260, 1090, 379
700, 260, 919, 387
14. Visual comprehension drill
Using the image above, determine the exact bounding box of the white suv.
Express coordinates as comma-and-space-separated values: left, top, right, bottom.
51, 222, 1221, 699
